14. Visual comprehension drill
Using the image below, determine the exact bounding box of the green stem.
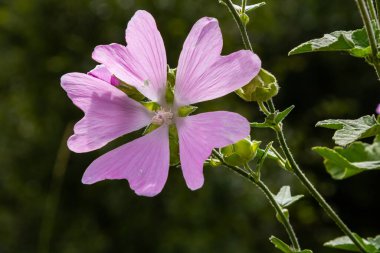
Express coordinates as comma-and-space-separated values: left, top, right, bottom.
356, 0, 380, 80
221, 1, 368, 252
38, 123, 73, 253
376, 0, 380, 23
241, 0, 247, 13
366, 0, 380, 28
258, 101, 271, 116
222, 0, 253, 51
274, 126, 367, 253
212, 151, 301, 251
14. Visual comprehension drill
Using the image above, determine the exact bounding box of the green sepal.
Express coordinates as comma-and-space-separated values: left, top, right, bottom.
169, 124, 180, 166
142, 124, 160, 135
236, 68, 279, 102
204, 158, 222, 168
166, 68, 176, 105
141, 101, 160, 111
220, 137, 260, 166
313, 137, 380, 180
324, 234, 380, 252
289, 26, 376, 59
316, 115, 380, 146
270, 236, 313, 253
118, 82, 145, 101
178, 105, 198, 117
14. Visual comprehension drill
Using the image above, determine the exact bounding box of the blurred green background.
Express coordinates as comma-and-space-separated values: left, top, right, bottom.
0, 0, 379, 252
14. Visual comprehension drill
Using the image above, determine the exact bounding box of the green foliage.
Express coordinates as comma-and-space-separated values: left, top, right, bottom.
289, 27, 373, 58
269, 236, 313, 253
274, 186, 303, 208
316, 115, 380, 146
324, 234, 380, 252
313, 137, 380, 179
236, 68, 279, 102
251, 105, 295, 129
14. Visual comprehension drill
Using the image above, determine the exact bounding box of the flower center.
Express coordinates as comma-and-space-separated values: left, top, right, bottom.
151, 108, 174, 125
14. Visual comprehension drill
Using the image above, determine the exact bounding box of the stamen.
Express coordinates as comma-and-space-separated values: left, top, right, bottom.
151, 108, 174, 125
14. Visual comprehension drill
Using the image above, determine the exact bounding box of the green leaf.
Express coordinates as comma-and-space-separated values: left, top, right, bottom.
274, 105, 295, 124
269, 236, 312, 253
324, 234, 380, 253
313, 138, 380, 179
270, 236, 294, 253
289, 27, 372, 58
274, 186, 303, 208
316, 115, 380, 146
232, 2, 266, 13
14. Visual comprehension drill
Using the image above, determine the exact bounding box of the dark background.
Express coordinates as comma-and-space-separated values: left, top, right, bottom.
0, 0, 379, 252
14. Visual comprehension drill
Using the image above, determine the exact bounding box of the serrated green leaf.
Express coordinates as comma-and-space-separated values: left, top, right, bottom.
289, 28, 372, 58
275, 105, 295, 124
274, 186, 303, 208
324, 234, 379, 253
313, 138, 380, 179
316, 115, 380, 146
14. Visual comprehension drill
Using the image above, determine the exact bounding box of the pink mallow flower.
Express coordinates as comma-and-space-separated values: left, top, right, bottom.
61, 10, 261, 196
377, 104, 380, 114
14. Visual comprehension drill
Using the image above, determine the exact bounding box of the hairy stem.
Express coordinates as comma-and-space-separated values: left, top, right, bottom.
212, 150, 301, 251
222, 0, 253, 51
356, 0, 380, 80
366, 0, 380, 28
241, 0, 247, 13
221, 1, 368, 251
274, 125, 367, 253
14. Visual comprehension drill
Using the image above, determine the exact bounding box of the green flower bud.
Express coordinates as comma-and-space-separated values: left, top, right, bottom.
220, 137, 261, 166
239, 13, 250, 26
236, 68, 279, 102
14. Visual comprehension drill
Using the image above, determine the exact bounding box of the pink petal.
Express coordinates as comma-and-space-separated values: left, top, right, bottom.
174, 17, 261, 106
61, 72, 152, 153
92, 10, 167, 103
176, 112, 250, 190
88, 64, 120, 86
82, 126, 170, 197
376, 104, 380, 114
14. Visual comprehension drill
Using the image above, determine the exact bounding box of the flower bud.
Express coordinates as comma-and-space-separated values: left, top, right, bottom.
220, 137, 261, 166
236, 68, 279, 102
239, 13, 250, 26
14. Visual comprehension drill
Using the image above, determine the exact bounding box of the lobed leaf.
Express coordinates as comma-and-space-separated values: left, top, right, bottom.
324, 234, 380, 252
313, 138, 380, 179
289, 27, 372, 58
316, 115, 380, 146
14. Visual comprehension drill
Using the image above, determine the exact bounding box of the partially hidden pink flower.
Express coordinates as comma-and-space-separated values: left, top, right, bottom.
61, 10, 261, 196
377, 104, 380, 114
